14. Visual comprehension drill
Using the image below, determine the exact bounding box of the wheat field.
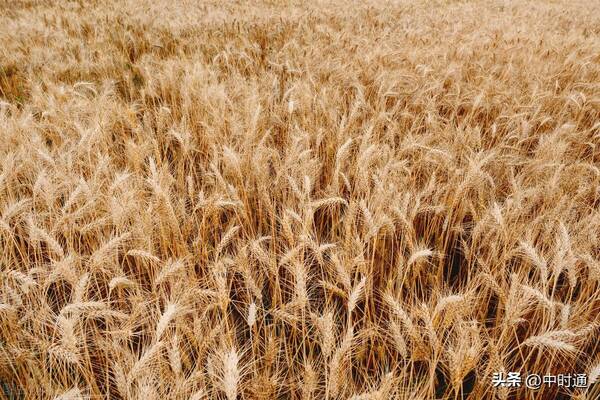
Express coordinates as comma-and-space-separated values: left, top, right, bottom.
1, 0, 600, 399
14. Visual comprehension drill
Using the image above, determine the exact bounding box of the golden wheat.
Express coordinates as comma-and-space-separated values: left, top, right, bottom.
1, 0, 599, 399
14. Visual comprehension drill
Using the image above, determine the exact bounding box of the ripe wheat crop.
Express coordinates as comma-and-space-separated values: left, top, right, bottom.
1, 0, 599, 399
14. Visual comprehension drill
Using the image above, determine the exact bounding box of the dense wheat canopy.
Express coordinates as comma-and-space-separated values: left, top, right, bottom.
1, 0, 600, 399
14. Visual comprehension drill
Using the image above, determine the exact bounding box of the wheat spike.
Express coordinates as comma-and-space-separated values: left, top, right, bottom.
522, 330, 578, 354
222, 348, 240, 400
347, 276, 366, 314
247, 302, 257, 329
156, 303, 179, 340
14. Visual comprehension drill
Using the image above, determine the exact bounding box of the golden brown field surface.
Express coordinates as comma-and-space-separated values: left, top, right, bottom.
1, 0, 600, 399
